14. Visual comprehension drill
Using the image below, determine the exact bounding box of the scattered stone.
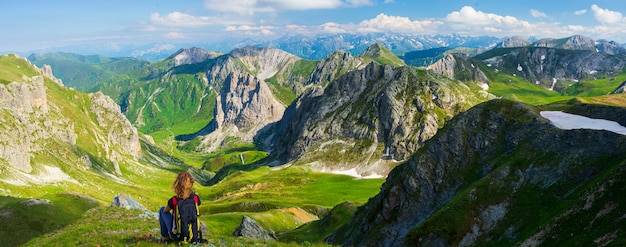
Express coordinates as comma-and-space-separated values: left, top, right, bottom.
19, 198, 52, 206
232, 215, 276, 241
110, 193, 147, 211
0, 209, 15, 217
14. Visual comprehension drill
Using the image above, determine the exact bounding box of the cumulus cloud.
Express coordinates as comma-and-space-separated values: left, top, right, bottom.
591, 4, 623, 24
357, 13, 440, 33
445, 6, 532, 30
574, 9, 587, 15
530, 9, 548, 18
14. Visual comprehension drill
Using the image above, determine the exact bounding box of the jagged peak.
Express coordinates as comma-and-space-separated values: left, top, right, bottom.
359, 43, 405, 66
167, 47, 219, 66
230, 45, 295, 59
532, 35, 596, 51
496, 35, 531, 48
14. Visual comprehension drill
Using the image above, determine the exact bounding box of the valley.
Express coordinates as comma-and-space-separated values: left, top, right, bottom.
1, 33, 626, 247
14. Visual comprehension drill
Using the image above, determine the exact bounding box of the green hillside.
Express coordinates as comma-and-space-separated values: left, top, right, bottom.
28, 52, 150, 92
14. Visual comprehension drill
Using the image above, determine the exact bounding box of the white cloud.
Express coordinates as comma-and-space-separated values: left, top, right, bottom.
591, 4, 623, 24
131, 44, 176, 57
574, 9, 587, 15
445, 6, 533, 30
224, 25, 276, 36
530, 9, 548, 18
357, 13, 440, 33
164, 32, 188, 39
150, 12, 218, 27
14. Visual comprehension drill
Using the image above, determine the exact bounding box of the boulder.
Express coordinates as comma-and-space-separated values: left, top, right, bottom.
232, 215, 276, 241
110, 193, 146, 211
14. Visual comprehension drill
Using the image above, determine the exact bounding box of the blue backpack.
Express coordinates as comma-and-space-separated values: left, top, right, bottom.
171, 194, 202, 243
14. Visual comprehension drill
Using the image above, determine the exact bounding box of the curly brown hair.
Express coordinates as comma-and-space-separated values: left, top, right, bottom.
171, 171, 195, 199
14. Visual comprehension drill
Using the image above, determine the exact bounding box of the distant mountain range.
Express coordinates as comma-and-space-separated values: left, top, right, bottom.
19, 33, 504, 61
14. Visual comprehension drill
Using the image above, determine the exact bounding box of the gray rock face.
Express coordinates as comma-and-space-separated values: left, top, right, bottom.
306, 50, 365, 88
0, 73, 75, 173
479, 46, 626, 89
596, 40, 626, 55
269, 62, 492, 175
428, 53, 489, 89
0, 55, 142, 184
496, 36, 531, 48
169, 47, 219, 67
199, 72, 286, 152
89, 92, 141, 160
330, 99, 626, 246
232, 215, 276, 241
532, 35, 596, 51
110, 193, 147, 211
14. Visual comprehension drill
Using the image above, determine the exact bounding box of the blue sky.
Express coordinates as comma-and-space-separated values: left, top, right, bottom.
1, 0, 626, 53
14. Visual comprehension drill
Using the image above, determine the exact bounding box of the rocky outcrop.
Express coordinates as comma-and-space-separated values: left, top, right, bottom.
0, 54, 143, 184
38, 64, 63, 86
232, 216, 276, 241
427, 53, 490, 90
596, 40, 626, 55
532, 35, 596, 51
476, 46, 626, 89
329, 99, 626, 246
198, 72, 286, 152
89, 92, 141, 160
307, 51, 365, 87
230, 46, 300, 81
110, 193, 147, 211
169, 47, 219, 67
268, 62, 492, 176
0, 73, 75, 173
496, 36, 531, 48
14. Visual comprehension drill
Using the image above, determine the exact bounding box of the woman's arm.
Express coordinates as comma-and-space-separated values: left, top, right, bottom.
163, 204, 171, 213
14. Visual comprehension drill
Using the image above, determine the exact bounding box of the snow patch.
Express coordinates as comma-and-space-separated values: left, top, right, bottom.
1, 165, 79, 185
540, 111, 626, 135
324, 168, 385, 179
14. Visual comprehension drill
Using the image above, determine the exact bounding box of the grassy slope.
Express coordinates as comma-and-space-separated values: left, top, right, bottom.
21, 166, 383, 246
475, 59, 626, 105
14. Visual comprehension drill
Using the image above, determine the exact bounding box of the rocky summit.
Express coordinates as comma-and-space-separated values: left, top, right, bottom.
329, 99, 626, 246
268, 61, 493, 176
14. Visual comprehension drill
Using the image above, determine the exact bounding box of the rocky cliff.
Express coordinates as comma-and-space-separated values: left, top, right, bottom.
475, 46, 626, 90
168, 47, 220, 66
427, 53, 489, 90
532, 35, 596, 51
0, 54, 141, 184
329, 99, 626, 246
198, 72, 286, 151
495, 36, 531, 48
268, 62, 493, 176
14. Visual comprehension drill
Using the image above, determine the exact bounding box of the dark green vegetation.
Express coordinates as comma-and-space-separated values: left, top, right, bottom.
401, 47, 483, 67
28, 52, 150, 91
333, 99, 626, 246
0, 193, 99, 247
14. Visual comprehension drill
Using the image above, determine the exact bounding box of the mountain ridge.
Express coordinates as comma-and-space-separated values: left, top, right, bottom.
329, 99, 626, 246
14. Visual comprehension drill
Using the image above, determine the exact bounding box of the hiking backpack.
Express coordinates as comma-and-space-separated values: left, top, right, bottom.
171, 194, 202, 243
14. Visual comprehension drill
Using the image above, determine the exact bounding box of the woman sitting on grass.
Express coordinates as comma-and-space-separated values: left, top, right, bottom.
158, 171, 202, 243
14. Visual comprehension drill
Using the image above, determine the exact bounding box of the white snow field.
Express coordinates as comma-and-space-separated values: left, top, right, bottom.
540, 111, 626, 136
